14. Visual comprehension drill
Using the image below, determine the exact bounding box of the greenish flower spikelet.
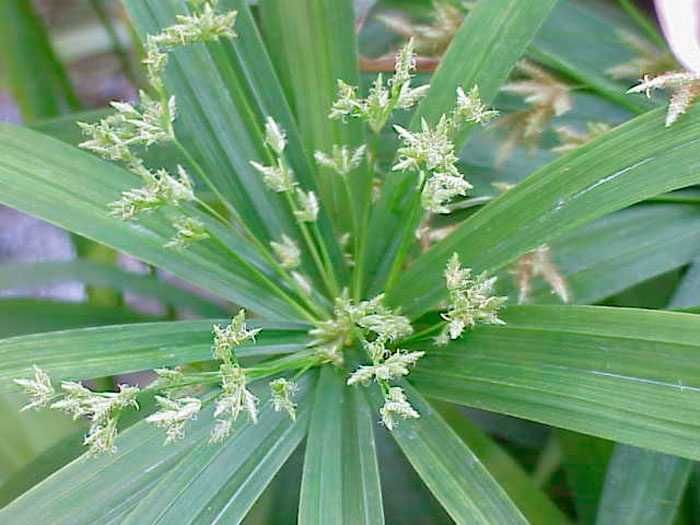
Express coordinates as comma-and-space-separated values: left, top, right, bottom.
146, 396, 202, 444
51, 381, 140, 456
211, 363, 258, 442
439, 253, 507, 344
269, 378, 297, 421
13, 365, 56, 411
212, 309, 261, 364
379, 386, 419, 431
329, 38, 430, 133
165, 216, 210, 250
271, 235, 301, 269
628, 72, 700, 127
109, 166, 195, 221
455, 85, 499, 124
314, 144, 366, 176
293, 189, 320, 222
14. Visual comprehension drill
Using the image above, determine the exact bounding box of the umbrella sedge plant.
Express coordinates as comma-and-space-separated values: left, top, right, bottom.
3, 0, 700, 523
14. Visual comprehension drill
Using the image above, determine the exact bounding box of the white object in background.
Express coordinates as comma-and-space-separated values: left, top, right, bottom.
655, 0, 700, 72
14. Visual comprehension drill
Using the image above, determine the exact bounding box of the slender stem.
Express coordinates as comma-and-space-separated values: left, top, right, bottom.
89, 0, 141, 86
617, 0, 666, 49
283, 191, 339, 298
311, 221, 339, 291
384, 189, 425, 293
209, 235, 318, 323
352, 153, 375, 301
175, 139, 327, 318
403, 322, 444, 343
339, 174, 363, 301
174, 140, 240, 222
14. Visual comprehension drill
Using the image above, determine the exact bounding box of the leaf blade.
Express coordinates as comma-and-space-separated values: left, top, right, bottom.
0, 320, 309, 390
391, 106, 700, 318
411, 305, 700, 460
366, 383, 528, 524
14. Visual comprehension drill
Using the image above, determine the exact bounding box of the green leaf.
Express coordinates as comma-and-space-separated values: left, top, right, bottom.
0, 427, 85, 509
437, 403, 571, 525
670, 257, 700, 309
0, 299, 152, 338
363, 0, 559, 294
124, 1, 295, 248
0, 392, 222, 524
0, 260, 227, 317
258, 0, 369, 234
530, 0, 653, 113
411, 305, 700, 460
0, 0, 80, 121
557, 430, 613, 525
391, 106, 700, 318
298, 367, 383, 524
367, 382, 528, 524
0, 123, 307, 321
500, 204, 700, 305
596, 445, 691, 525
121, 374, 314, 524
0, 320, 309, 391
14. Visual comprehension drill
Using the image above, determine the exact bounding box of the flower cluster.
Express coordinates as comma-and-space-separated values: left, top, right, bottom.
310, 292, 410, 363
13, 365, 55, 411
314, 145, 366, 176
628, 71, 700, 127
212, 309, 261, 362
109, 166, 195, 221
143, 3, 238, 90
164, 216, 210, 250
308, 292, 420, 429
78, 93, 176, 164
79, 1, 237, 252
438, 253, 507, 344
496, 60, 572, 163
552, 122, 611, 154
379, 386, 419, 431
377, 1, 467, 57
330, 39, 430, 133
391, 84, 496, 214
270, 234, 301, 270
607, 30, 676, 81
250, 118, 319, 223
347, 349, 424, 386
146, 396, 202, 444
513, 244, 569, 304
56, 383, 140, 456
455, 85, 500, 125
211, 363, 258, 443
209, 310, 260, 442
269, 378, 297, 421
15, 367, 140, 456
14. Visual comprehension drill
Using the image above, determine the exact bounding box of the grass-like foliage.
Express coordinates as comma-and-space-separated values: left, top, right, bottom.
2, 0, 700, 523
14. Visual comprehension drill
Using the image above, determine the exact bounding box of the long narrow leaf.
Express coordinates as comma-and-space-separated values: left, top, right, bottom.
122, 374, 314, 524
298, 367, 384, 524
0, 260, 227, 317
391, 106, 700, 318
411, 305, 700, 460
438, 403, 571, 525
366, 382, 528, 524
0, 0, 80, 121
596, 445, 691, 525
0, 124, 305, 320
0, 320, 308, 390
363, 0, 559, 294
